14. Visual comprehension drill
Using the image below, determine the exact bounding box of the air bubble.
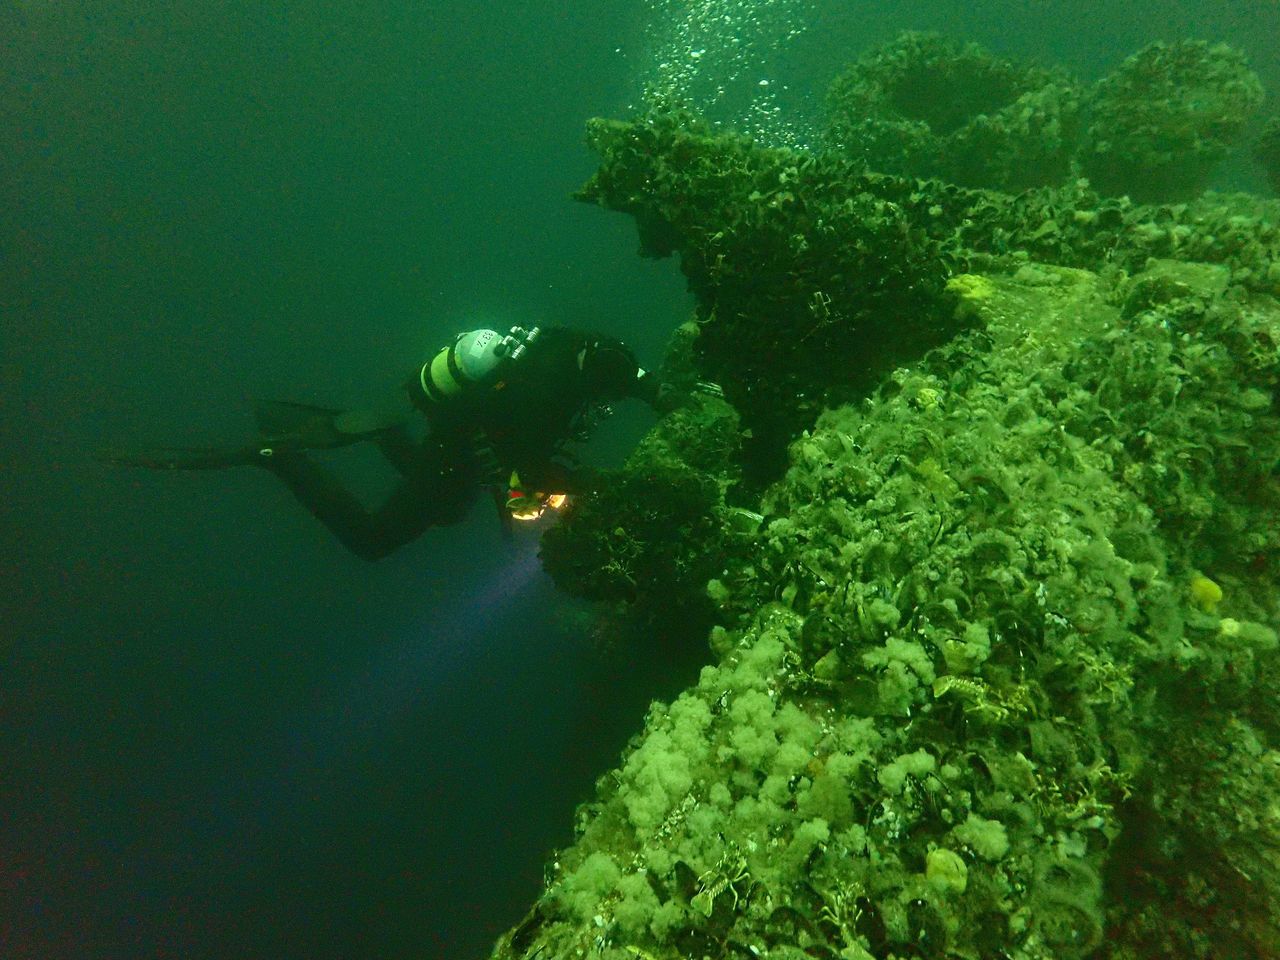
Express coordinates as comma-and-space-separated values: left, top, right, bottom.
634, 0, 819, 149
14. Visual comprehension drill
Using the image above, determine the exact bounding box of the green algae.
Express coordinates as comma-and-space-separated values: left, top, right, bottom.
491, 37, 1280, 960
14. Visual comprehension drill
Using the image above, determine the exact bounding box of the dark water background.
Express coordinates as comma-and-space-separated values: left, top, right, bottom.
4, 2, 1279, 958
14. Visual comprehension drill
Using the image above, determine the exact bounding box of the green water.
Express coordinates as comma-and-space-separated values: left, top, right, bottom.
4, 2, 1279, 959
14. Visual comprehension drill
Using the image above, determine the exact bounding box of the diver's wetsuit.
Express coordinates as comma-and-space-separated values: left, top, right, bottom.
263, 327, 659, 561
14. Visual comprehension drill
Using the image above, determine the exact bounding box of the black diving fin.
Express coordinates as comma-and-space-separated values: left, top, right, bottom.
98, 399, 395, 471
252, 400, 353, 449
94, 443, 269, 471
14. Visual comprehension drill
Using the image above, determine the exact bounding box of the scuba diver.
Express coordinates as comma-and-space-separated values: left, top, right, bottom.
100, 325, 671, 560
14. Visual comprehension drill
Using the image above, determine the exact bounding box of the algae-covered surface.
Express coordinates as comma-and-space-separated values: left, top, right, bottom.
493, 35, 1280, 960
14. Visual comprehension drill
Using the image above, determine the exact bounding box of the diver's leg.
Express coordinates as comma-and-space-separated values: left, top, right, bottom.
260, 451, 386, 559
264, 448, 476, 561
100, 393, 411, 472
372, 424, 425, 477
372, 426, 502, 487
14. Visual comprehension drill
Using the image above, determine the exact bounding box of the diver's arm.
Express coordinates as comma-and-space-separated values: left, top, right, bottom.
517, 459, 602, 496
579, 334, 669, 410
633, 365, 699, 414
630, 365, 662, 406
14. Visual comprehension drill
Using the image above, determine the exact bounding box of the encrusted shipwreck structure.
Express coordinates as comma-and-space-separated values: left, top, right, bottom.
825, 32, 1084, 193
1257, 117, 1280, 196
824, 34, 1264, 203
1078, 39, 1264, 203
489, 43, 1280, 960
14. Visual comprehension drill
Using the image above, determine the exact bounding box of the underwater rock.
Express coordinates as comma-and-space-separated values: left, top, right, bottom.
824, 31, 1083, 192
823, 34, 1265, 205
494, 86, 1280, 956
576, 113, 1280, 488
493, 257, 1280, 958
1080, 40, 1264, 203
577, 111, 958, 484
538, 330, 744, 633
1255, 115, 1280, 195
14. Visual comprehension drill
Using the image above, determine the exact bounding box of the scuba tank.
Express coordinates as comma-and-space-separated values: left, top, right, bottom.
416, 325, 541, 407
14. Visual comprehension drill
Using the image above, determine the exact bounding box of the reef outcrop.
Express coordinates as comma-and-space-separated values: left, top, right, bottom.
487, 38, 1280, 960
824, 34, 1266, 203
825, 32, 1083, 193
1079, 40, 1265, 203
1256, 116, 1280, 195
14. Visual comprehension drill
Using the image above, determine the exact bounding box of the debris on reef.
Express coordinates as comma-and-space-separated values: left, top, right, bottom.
492, 35, 1280, 960
824, 33, 1265, 203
